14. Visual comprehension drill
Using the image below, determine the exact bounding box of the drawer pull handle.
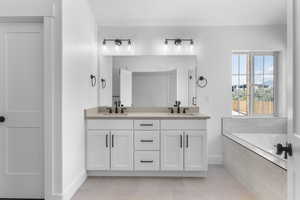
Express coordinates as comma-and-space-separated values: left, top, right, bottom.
140, 160, 153, 163
140, 123, 153, 127
180, 135, 183, 148
140, 139, 154, 143
186, 134, 189, 148
106, 134, 108, 148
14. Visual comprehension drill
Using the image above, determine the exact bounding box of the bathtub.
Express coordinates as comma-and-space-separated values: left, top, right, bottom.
223, 132, 287, 169
222, 118, 287, 200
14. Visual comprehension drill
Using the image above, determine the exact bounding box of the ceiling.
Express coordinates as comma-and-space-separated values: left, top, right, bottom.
88, 0, 286, 26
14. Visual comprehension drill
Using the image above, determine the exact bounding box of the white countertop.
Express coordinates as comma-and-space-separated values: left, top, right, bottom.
85, 107, 210, 120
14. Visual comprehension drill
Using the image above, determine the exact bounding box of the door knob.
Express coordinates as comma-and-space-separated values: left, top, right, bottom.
0, 116, 5, 123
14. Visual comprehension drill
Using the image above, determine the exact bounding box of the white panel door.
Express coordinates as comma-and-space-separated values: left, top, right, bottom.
0, 23, 43, 198
111, 130, 133, 171
288, 135, 300, 200
184, 131, 207, 171
87, 131, 110, 170
120, 69, 132, 106
289, 1, 300, 199
161, 131, 183, 171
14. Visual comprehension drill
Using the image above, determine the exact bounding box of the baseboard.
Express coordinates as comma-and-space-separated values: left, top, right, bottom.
62, 170, 87, 200
208, 155, 223, 165
88, 170, 207, 177
47, 193, 63, 200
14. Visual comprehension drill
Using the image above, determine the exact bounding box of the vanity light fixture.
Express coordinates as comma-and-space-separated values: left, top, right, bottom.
102, 39, 132, 46
165, 38, 194, 46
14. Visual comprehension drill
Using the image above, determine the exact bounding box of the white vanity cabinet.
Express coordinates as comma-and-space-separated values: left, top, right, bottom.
110, 130, 133, 170
184, 130, 207, 171
86, 120, 133, 171
161, 120, 207, 171
161, 131, 184, 170
87, 131, 110, 170
86, 118, 208, 177
161, 131, 207, 171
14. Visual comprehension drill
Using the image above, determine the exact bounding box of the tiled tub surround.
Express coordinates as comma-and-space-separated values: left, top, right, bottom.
222, 117, 287, 134
222, 117, 287, 200
85, 107, 210, 177
224, 133, 287, 169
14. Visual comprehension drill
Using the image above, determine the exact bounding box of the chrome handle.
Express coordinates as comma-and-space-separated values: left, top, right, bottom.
140, 139, 153, 143
140, 123, 153, 127
140, 160, 153, 163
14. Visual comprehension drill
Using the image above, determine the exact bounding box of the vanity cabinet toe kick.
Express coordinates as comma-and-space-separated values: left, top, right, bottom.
86, 119, 208, 177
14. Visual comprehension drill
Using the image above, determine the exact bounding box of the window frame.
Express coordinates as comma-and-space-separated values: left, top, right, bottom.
232, 51, 279, 117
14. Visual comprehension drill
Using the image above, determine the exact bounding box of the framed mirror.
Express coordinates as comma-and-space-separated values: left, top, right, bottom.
99, 55, 197, 107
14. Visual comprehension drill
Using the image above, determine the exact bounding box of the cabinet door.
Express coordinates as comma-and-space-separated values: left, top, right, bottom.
161, 131, 184, 171
111, 130, 133, 171
87, 131, 110, 170
184, 131, 207, 171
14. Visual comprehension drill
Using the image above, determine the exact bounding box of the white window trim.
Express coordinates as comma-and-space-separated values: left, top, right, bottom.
232, 51, 279, 117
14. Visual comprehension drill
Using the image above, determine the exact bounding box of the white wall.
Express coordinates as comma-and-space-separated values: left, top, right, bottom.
99, 56, 113, 106
99, 25, 287, 163
62, 0, 98, 198
295, 0, 300, 134
0, 0, 54, 17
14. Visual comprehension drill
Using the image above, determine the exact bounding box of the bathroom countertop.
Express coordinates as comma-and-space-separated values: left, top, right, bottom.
85, 107, 210, 120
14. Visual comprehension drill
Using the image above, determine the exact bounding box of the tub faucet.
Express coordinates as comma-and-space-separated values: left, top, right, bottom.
276, 143, 293, 159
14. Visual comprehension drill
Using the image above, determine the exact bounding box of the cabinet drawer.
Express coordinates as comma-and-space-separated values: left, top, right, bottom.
87, 120, 133, 130
135, 131, 160, 150
161, 120, 206, 130
134, 120, 159, 130
134, 151, 160, 171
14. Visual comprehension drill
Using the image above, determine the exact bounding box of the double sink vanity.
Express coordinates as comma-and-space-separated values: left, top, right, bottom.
88, 55, 210, 177
85, 106, 210, 177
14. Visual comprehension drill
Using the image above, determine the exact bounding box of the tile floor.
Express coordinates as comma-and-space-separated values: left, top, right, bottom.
72, 165, 256, 200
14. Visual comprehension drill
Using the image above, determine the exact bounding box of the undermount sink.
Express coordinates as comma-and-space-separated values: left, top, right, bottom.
167, 113, 196, 116
102, 113, 128, 116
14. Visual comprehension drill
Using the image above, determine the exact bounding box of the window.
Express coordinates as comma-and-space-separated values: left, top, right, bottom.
232, 52, 277, 116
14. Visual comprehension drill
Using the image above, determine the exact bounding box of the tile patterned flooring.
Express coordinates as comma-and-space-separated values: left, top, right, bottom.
72, 165, 256, 200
